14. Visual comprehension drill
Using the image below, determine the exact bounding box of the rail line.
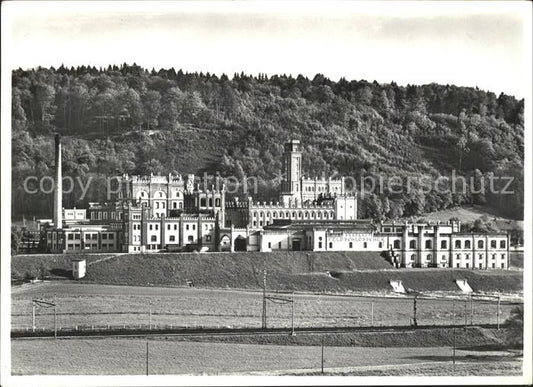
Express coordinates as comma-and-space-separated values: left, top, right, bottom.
12, 322, 507, 339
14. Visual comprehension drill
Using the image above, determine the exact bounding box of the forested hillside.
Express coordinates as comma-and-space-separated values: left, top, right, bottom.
12, 64, 524, 220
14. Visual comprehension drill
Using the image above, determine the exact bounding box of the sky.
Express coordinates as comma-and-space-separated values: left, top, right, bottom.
3, 1, 531, 98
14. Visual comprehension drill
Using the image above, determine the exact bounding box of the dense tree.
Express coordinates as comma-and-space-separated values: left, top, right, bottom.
10, 65, 524, 220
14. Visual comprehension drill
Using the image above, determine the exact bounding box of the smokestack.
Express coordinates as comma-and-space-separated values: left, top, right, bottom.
53, 134, 62, 229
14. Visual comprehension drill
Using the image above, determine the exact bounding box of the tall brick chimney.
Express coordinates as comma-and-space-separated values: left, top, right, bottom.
53, 134, 62, 229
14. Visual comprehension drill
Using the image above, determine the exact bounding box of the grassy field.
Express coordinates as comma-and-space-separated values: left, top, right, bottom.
411, 205, 523, 230
11, 283, 521, 331
11, 337, 519, 375
289, 360, 522, 376
161, 326, 508, 348
12, 251, 523, 294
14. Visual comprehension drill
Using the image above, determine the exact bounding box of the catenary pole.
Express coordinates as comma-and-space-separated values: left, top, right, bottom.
32, 301, 35, 333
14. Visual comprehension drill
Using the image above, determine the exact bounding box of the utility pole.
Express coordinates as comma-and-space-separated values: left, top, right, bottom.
149, 300, 152, 330
32, 298, 56, 334
412, 295, 418, 327
497, 294, 501, 330
470, 294, 474, 326
146, 339, 149, 376
464, 298, 468, 328
452, 327, 456, 370
321, 337, 325, 374
291, 292, 295, 336
262, 269, 267, 329
32, 301, 36, 333
54, 295, 57, 339
452, 300, 455, 326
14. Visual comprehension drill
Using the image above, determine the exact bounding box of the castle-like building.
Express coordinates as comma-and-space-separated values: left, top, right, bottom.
44, 137, 510, 269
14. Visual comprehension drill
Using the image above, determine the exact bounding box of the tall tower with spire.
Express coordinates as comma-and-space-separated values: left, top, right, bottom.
280, 139, 301, 206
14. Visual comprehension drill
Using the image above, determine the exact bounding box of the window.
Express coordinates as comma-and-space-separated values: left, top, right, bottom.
411, 254, 416, 261
75, 233, 80, 240
409, 240, 416, 249
268, 242, 271, 248
208, 198, 213, 207
188, 235, 194, 243
349, 242, 353, 248
192, 225, 196, 230
490, 240, 496, 248
68, 234, 73, 240
465, 254, 470, 260
200, 198, 207, 206
455, 240, 461, 249
501, 253, 506, 259
425, 240, 432, 249
393, 240, 400, 249
174, 225, 177, 230
215, 198, 221, 207
329, 242, 333, 248
500, 240, 506, 249
168, 225, 171, 230
441, 240, 447, 249
427, 254, 432, 261
479, 263, 483, 269
457, 263, 460, 268
150, 225, 153, 230
173, 202, 177, 209
379, 242, 383, 248
478, 240, 484, 249
102, 234, 108, 240
363, 242, 367, 248
501, 263, 505, 269
186, 225, 189, 230
109, 234, 114, 240
205, 235, 211, 242
278, 242, 282, 249
465, 240, 471, 249
151, 236, 157, 242
156, 202, 160, 209
466, 263, 469, 268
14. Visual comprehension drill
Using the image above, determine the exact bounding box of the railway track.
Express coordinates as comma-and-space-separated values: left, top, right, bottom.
12, 322, 507, 339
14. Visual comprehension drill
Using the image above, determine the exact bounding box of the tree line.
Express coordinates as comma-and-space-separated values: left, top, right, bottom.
12, 64, 524, 220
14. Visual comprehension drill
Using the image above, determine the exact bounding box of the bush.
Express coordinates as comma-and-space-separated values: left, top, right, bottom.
504, 305, 523, 348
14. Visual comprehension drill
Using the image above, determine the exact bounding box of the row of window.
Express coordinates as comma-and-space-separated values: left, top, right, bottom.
148, 235, 211, 243
66, 243, 115, 250
67, 233, 115, 240
253, 210, 335, 219
405, 253, 506, 261
302, 185, 340, 192
267, 240, 384, 250
392, 239, 506, 250
199, 198, 222, 207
